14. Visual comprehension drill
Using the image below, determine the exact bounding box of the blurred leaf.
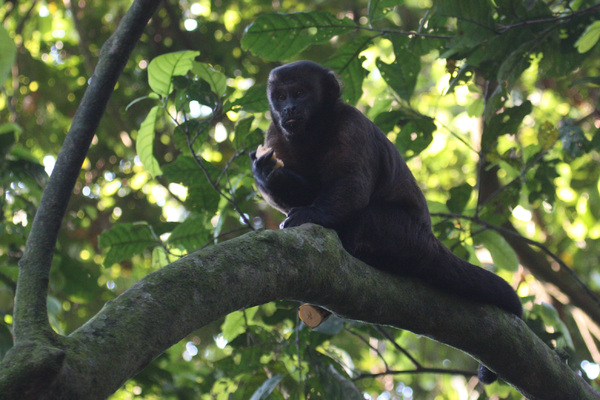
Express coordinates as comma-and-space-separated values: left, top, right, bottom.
447, 183, 473, 213
222, 308, 258, 342
148, 51, 200, 97
242, 12, 355, 60
151, 247, 169, 269
559, 119, 591, 159
475, 230, 519, 272
168, 213, 210, 252
0, 25, 16, 85
575, 21, 600, 54
98, 222, 158, 267
0, 123, 21, 156
482, 101, 532, 152
368, 0, 401, 22
136, 106, 163, 177
317, 364, 363, 400
162, 156, 220, 214
538, 121, 559, 151
249, 374, 285, 400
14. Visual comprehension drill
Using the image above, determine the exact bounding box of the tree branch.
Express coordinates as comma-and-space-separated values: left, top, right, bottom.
2, 225, 596, 399
13, 0, 162, 342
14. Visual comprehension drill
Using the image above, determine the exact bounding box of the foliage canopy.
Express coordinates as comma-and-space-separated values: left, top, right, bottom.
2, 0, 600, 398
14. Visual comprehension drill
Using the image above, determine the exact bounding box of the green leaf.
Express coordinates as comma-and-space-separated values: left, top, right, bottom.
147, 51, 199, 97
167, 213, 210, 252
368, 0, 402, 22
233, 116, 263, 150
475, 230, 519, 272
376, 48, 420, 103
162, 156, 221, 214
575, 21, 600, 54
323, 39, 370, 104
0, 26, 16, 86
136, 106, 162, 177
482, 101, 532, 152
0, 123, 21, 156
538, 121, 559, 151
396, 116, 436, 158
242, 12, 355, 60
98, 222, 158, 267
447, 183, 473, 213
249, 374, 285, 400
559, 119, 591, 159
192, 62, 228, 97
221, 307, 259, 342
152, 247, 169, 269
227, 84, 269, 113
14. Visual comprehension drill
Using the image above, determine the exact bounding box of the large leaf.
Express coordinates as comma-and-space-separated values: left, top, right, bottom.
0, 26, 16, 85
147, 51, 199, 97
192, 62, 228, 97
475, 230, 519, 272
324, 39, 370, 105
162, 156, 221, 214
136, 106, 162, 177
226, 84, 269, 113
242, 12, 355, 60
447, 183, 473, 213
167, 213, 210, 252
481, 101, 532, 152
98, 222, 158, 267
376, 49, 420, 103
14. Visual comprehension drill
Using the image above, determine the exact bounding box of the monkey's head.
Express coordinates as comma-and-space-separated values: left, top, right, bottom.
267, 61, 341, 142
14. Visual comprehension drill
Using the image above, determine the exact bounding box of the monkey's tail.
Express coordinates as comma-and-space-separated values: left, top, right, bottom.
420, 240, 523, 384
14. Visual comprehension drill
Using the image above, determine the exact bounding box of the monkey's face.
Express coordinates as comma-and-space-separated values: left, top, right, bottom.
268, 80, 320, 139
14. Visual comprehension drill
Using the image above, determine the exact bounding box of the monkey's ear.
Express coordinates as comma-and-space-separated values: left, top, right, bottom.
324, 70, 341, 102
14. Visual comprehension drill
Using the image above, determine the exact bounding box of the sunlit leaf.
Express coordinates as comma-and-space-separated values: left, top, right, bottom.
192, 62, 228, 97
98, 222, 158, 267
227, 84, 269, 113
575, 21, 600, 54
324, 39, 370, 104
152, 247, 169, 269
475, 230, 519, 272
148, 51, 199, 96
242, 12, 355, 60
136, 106, 162, 177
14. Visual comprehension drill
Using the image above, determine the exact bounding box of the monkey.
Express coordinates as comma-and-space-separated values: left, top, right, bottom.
250, 60, 522, 383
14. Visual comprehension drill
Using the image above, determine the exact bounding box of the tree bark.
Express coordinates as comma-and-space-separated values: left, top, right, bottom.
1, 225, 597, 399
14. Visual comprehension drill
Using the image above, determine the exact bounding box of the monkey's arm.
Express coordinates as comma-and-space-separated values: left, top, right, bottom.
282, 171, 373, 229
250, 149, 315, 211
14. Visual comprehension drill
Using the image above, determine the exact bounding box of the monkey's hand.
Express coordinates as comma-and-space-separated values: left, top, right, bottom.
281, 206, 334, 229
250, 147, 279, 185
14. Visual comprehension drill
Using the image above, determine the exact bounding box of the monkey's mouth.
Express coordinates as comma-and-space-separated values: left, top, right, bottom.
282, 118, 304, 130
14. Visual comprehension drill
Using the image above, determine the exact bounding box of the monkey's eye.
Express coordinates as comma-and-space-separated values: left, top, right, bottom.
276, 93, 286, 101
294, 89, 304, 97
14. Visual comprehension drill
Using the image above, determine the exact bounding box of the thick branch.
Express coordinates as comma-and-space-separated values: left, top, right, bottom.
2, 225, 593, 399
13, 0, 161, 341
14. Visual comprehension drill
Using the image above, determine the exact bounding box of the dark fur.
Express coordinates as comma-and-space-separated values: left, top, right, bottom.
251, 61, 522, 383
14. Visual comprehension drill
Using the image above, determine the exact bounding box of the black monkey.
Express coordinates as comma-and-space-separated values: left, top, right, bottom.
250, 60, 522, 383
